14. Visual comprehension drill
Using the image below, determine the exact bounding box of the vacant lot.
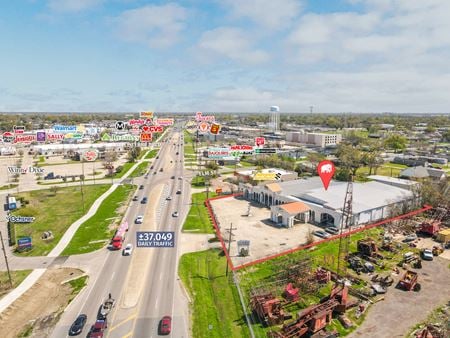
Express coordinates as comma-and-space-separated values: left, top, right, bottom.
13, 185, 110, 256
179, 249, 250, 338
210, 196, 323, 267
0, 268, 85, 338
62, 184, 134, 255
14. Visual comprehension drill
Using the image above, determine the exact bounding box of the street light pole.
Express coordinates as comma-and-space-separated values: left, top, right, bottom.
0, 231, 13, 288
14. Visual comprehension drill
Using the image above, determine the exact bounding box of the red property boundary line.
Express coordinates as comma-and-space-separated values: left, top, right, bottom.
205, 194, 432, 272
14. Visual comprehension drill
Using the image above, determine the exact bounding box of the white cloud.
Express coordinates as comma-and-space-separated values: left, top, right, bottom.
114, 3, 187, 48
197, 27, 269, 64
222, 0, 302, 30
47, 0, 104, 13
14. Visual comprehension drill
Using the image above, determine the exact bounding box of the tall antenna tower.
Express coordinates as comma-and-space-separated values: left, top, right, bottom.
337, 176, 354, 279
270, 106, 280, 133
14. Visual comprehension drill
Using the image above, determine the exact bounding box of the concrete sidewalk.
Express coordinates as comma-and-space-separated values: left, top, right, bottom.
0, 141, 164, 314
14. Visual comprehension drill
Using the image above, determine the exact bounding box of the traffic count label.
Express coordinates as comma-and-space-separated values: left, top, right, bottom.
136, 231, 175, 247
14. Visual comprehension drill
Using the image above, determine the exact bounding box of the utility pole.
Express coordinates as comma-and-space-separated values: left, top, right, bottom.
225, 223, 237, 276
0, 231, 13, 288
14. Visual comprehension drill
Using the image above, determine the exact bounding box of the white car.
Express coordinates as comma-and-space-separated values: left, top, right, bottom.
178, 176, 183, 180
123, 243, 133, 256
422, 249, 433, 261
172, 211, 179, 217
135, 215, 144, 224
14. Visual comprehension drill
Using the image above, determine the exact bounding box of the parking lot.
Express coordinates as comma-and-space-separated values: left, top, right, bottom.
210, 196, 323, 267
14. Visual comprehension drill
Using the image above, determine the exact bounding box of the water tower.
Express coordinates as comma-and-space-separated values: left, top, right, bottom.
270, 106, 280, 133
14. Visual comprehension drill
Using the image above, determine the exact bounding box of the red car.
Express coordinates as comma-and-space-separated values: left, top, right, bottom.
88, 319, 107, 338
159, 316, 171, 335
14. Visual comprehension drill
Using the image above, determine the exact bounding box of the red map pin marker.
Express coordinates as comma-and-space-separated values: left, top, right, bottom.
317, 160, 335, 190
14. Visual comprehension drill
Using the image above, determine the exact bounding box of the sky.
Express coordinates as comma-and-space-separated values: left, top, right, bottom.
1, 0, 450, 113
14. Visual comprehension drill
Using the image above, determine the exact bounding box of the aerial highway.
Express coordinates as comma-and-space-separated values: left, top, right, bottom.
50, 127, 191, 338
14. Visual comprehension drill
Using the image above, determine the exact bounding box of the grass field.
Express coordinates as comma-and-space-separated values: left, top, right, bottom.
13, 185, 110, 256
357, 162, 407, 178
128, 162, 149, 178
0, 270, 32, 299
145, 149, 159, 159
61, 184, 134, 255
179, 249, 250, 338
191, 175, 206, 187
112, 162, 135, 178
0, 183, 18, 190
182, 192, 217, 233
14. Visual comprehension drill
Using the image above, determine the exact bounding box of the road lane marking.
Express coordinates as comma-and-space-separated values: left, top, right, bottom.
108, 313, 138, 332
121, 332, 133, 338
110, 272, 115, 281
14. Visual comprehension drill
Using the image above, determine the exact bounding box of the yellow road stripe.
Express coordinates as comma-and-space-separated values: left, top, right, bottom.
108, 313, 137, 332
122, 332, 133, 338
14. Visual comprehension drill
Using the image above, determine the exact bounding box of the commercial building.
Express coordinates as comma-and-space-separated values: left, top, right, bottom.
240, 177, 417, 228
286, 132, 342, 147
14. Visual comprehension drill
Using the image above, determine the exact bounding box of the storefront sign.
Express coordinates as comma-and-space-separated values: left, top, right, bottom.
115, 121, 126, 130
155, 118, 174, 126
195, 111, 215, 122
13, 126, 25, 134
14, 134, 36, 143
140, 111, 154, 119
64, 132, 83, 139
128, 119, 146, 126
142, 125, 163, 133
82, 149, 99, 162
101, 133, 138, 142
7, 215, 35, 223
198, 122, 209, 132
210, 123, 221, 135
140, 133, 152, 142
47, 133, 65, 141
36, 131, 46, 142
207, 147, 230, 159
255, 137, 265, 146
53, 125, 77, 133
1, 132, 14, 143
253, 173, 277, 181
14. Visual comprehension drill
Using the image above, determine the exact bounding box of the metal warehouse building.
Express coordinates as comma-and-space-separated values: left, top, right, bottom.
240, 177, 418, 228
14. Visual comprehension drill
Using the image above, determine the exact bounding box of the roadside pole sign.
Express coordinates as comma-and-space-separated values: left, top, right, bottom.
36, 131, 46, 142
142, 125, 163, 133
198, 122, 209, 132
2, 132, 15, 143
140, 111, 154, 119
136, 231, 175, 247
115, 121, 126, 130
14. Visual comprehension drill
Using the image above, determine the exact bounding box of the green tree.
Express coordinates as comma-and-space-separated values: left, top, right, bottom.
442, 130, 450, 142
336, 144, 364, 176
384, 134, 407, 153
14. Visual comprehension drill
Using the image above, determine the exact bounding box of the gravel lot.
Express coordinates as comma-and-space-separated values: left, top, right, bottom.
210, 196, 323, 267
350, 257, 450, 338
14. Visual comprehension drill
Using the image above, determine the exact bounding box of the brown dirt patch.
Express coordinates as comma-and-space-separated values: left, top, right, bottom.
0, 268, 84, 338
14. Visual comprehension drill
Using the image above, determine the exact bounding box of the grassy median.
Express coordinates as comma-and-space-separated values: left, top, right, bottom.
13, 185, 110, 256
145, 149, 159, 159
179, 249, 250, 338
128, 162, 149, 178
61, 184, 134, 255
182, 192, 217, 233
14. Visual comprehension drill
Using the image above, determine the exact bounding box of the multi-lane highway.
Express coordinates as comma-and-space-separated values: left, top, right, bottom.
50, 127, 191, 338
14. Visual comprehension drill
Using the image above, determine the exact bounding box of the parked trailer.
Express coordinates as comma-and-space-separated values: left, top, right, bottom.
111, 221, 128, 250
